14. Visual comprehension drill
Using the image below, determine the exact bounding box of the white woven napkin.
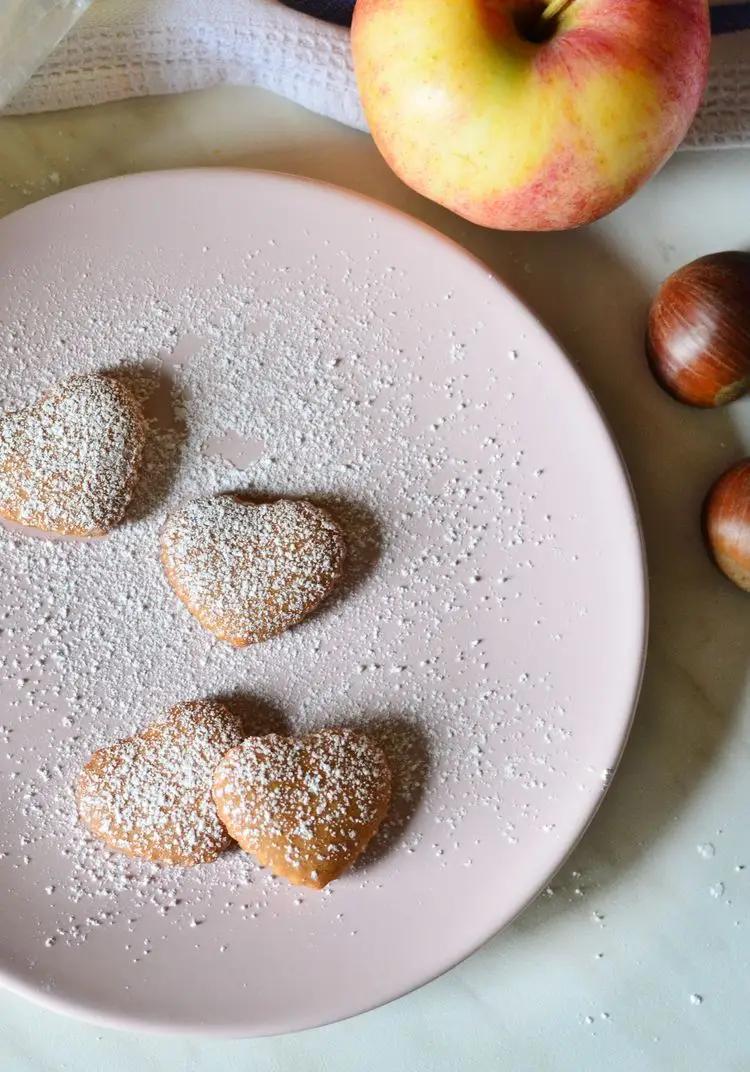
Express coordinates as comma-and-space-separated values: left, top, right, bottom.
4, 0, 750, 149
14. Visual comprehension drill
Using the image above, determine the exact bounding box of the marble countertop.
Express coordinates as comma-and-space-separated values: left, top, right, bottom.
0, 85, 748, 1070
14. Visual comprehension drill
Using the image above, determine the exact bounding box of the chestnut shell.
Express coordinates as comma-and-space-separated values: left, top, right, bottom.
646, 251, 750, 407
703, 458, 750, 593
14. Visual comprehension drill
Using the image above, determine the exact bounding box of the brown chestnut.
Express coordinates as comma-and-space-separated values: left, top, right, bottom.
703, 458, 750, 593
646, 251, 750, 407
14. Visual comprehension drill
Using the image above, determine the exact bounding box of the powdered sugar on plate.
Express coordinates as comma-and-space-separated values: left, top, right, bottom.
0, 173, 644, 1033
0, 261, 561, 947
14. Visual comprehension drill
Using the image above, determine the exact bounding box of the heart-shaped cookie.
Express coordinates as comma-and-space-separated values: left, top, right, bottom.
75, 699, 245, 866
0, 373, 144, 536
160, 496, 347, 646
212, 728, 391, 888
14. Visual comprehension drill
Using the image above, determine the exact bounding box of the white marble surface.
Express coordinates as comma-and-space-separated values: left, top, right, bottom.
0, 85, 748, 1069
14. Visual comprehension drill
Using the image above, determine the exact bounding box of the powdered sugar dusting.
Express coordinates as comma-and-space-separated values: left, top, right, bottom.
161, 496, 346, 645
76, 700, 245, 866
0, 373, 144, 535
214, 729, 391, 889
0, 264, 569, 957
0, 177, 628, 1023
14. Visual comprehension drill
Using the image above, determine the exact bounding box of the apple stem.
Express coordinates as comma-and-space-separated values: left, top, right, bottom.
541, 0, 574, 20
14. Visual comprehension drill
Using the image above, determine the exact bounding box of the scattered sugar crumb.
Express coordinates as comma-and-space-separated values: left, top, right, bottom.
0, 246, 571, 960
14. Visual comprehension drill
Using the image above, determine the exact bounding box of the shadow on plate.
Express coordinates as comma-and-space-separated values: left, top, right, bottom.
102, 358, 187, 526
351, 712, 432, 871
208, 690, 292, 739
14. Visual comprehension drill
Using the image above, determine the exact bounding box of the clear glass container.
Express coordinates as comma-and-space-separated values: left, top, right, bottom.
0, 0, 93, 108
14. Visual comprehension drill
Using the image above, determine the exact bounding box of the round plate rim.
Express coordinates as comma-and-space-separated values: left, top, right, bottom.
0, 168, 648, 1037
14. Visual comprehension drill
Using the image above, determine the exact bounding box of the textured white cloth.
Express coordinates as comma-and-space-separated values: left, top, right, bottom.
3, 0, 750, 149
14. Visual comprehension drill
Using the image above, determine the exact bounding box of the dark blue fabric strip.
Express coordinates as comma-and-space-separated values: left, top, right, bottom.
710, 2, 750, 33
280, 0, 354, 26
280, 0, 750, 34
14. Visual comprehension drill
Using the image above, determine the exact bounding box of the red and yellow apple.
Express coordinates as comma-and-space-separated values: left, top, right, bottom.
352, 0, 710, 230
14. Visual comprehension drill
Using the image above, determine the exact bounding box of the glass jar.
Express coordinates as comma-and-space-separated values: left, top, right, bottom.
0, 0, 93, 108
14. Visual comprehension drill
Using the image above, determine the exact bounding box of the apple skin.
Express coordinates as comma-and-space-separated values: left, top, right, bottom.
352, 0, 710, 230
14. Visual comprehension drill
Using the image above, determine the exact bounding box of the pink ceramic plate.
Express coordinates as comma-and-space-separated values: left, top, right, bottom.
0, 170, 646, 1036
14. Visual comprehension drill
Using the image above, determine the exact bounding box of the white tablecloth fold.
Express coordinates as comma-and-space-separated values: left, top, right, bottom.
4, 0, 749, 149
